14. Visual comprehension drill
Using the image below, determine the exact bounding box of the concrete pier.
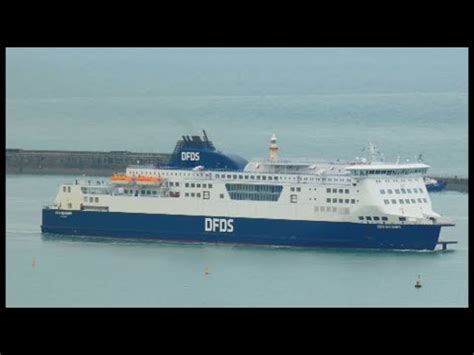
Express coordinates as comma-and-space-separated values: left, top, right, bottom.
5, 149, 468, 193
6, 149, 170, 176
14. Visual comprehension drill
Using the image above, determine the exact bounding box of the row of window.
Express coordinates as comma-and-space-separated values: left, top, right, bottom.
314, 206, 350, 214
327, 188, 350, 194
228, 192, 280, 201
184, 191, 209, 199
358, 216, 407, 222
358, 216, 389, 221
226, 184, 283, 194
384, 198, 428, 205
380, 187, 424, 195
130, 169, 353, 183
83, 196, 99, 203
352, 168, 428, 176
62, 186, 72, 193
326, 198, 357, 204
184, 182, 213, 189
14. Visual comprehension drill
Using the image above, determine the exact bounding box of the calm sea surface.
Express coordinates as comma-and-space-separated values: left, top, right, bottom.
6, 92, 468, 176
6, 174, 468, 307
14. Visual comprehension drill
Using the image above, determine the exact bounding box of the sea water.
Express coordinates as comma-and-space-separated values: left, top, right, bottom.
6, 175, 468, 307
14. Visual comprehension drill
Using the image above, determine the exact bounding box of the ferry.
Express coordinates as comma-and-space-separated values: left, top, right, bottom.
424, 176, 447, 192
41, 131, 454, 250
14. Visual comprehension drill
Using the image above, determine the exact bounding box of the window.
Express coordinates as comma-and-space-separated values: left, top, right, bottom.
89, 197, 93, 202
95, 197, 99, 203
290, 194, 297, 203
380, 189, 386, 194
401, 188, 406, 194
67, 186, 71, 193
391, 199, 397, 204
423, 198, 427, 203
345, 189, 349, 194
202, 184, 207, 188
327, 188, 331, 193
208, 184, 213, 189
296, 187, 301, 192
399, 199, 404, 204
332, 198, 337, 203
399, 217, 406, 222
220, 194, 224, 199
387, 189, 393, 194
395, 189, 400, 194
185, 183, 189, 188
345, 199, 349, 203
339, 199, 343, 203
169, 182, 174, 187
63, 186, 67, 192
245, 175, 249, 180
373, 216, 380, 221
351, 199, 355, 204
332, 188, 337, 193
291, 187, 295, 192
84, 196, 88, 202
196, 184, 201, 188
152, 191, 157, 195
381, 216, 388, 221
251, 176, 255, 180
257, 176, 261, 180
185, 193, 189, 197
366, 216, 372, 221
358, 216, 364, 220
176, 182, 180, 187
338, 189, 343, 193
196, 193, 201, 198
147, 190, 151, 195
411, 199, 416, 203
327, 198, 331, 203
203, 191, 210, 199
191, 183, 195, 188
227, 175, 231, 179
262, 176, 267, 180
274, 176, 278, 181
417, 198, 422, 203
191, 193, 195, 197
384, 199, 390, 204
332, 207, 337, 212
268, 176, 272, 181
407, 189, 412, 193
67, 203, 72, 209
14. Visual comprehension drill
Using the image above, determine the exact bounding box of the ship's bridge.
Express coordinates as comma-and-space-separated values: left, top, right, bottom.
345, 163, 430, 177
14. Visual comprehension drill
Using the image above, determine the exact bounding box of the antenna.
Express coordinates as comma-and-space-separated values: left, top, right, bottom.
203, 129, 209, 142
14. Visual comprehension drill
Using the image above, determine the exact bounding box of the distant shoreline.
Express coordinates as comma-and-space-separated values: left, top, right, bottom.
6, 148, 468, 193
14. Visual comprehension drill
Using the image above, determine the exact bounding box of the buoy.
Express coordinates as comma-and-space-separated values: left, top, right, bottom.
32, 259, 36, 268
204, 267, 209, 275
415, 274, 422, 288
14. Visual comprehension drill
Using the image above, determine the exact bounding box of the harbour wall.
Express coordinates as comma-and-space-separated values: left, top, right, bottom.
5, 149, 468, 193
6, 149, 171, 177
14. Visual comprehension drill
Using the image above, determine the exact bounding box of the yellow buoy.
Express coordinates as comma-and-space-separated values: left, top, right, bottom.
32, 258, 36, 268
204, 267, 209, 275
415, 274, 422, 288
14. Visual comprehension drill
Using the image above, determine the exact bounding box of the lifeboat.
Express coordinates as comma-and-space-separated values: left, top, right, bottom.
136, 175, 162, 185
110, 174, 135, 184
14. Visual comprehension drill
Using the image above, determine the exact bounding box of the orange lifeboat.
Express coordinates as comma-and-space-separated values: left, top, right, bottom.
136, 175, 162, 184
111, 174, 135, 183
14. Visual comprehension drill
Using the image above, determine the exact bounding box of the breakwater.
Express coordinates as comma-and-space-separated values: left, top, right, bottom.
5, 149, 468, 193
6, 149, 171, 176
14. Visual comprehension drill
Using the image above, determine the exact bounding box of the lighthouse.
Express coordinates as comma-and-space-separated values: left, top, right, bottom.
269, 134, 278, 162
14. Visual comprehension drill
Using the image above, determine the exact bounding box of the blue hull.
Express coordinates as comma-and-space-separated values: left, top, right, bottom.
41, 209, 443, 250
426, 180, 447, 192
